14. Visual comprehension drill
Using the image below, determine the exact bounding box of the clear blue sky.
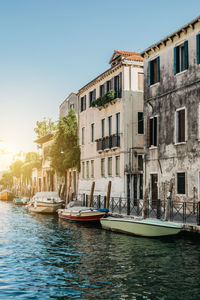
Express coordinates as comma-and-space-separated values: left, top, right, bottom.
0, 0, 199, 153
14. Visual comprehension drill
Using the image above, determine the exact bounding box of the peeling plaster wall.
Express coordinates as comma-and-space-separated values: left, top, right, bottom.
143, 22, 200, 201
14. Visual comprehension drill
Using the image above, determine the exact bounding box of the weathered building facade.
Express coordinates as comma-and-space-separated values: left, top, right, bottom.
141, 16, 200, 202
78, 50, 144, 198
59, 92, 79, 201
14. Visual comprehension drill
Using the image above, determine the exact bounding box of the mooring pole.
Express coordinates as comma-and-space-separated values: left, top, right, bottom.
89, 181, 95, 207
105, 181, 112, 209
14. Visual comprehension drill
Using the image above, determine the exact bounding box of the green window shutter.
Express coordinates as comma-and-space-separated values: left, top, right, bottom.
184, 41, 188, 70
174, 47, 177, 74
147, 61, 151, 85
197, 34, 200, 64
157, 56, 160, 82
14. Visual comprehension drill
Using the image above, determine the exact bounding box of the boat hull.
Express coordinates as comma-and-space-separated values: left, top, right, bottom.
100, 217, 182, 237
0, 192, 13, 201
58, 207, 107, 222
28, 202, 63, 214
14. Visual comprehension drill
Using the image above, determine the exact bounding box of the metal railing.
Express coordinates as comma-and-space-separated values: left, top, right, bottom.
77, 194, 200, 225
96, 134, 120, 152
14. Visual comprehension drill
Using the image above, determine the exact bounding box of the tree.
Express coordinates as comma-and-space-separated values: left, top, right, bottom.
34, 117, 57, 139
50, 110, 80, 176
10, 160, 24, 179
21, 152, 41, 183
0, 172, 12, 189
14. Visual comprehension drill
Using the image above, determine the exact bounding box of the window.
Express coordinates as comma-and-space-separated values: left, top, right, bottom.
108, 116, 112, 136
197, 34, 200, 64
101, 158, 105, 177
86, 161, 89, 178
138, 73, 144, 90
116, 156, 120, 176
176, 108, 185, 143
148, 57, 160, 85
114, 75, 121, 98
82, 127, 85, 145
91, 123, 94, 142
138, 112, 144, 134
116, 113, 120, 135
80, 95, 86, 112
138, 155, 143, 171
101, 119, 105, 137
174, 41, 188, 74
106, 80, 111, 92
91, 160, 94, 178
177, 173, 185, 194
82, 162, 85, 178
99, 85, 104, 97
89, 89, 96, 107
147, 116, 158, 147
108, 157, 112, 176
70, 103, 75, 110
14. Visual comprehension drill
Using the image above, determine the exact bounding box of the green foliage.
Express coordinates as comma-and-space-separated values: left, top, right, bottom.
34, 117, 57, 139
50, 109, 80, 176
21, 152, 42, 182
0, 172, 13, 188
91, 90, 115, 107
10, 160, 24, 178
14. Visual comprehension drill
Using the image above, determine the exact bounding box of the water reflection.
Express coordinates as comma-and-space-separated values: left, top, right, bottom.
0, 201, 200, 299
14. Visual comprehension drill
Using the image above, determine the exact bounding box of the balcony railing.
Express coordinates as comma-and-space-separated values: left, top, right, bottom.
91, 89, 122, 108
96, 134, 120, 152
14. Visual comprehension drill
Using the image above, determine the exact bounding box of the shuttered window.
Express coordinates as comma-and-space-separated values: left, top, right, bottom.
86, 161, 89, 178
138, 112, 144, 134
148, 57, 160, 85
108, 157, 112, 176
101, 119, 105, 138
80, 96, 86, 112
116, 156, 120, 176
101, 158, 105, 177
91, 160, 94, 178
82, 162, 85, 178
176, 109, 185, 143
197, 34, 200, 64
89, 89, 96, 107
99, 85, 104, 97
149, 117, 158, 147
91, 123, 94, 142
174, 41, 189, 74
177, 173, 185, 194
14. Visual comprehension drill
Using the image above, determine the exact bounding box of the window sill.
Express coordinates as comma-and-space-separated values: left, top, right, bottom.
174, 142, 186, 146
149, 82, 160, 88
175, 69, 187, 76
149, 146, 158, 150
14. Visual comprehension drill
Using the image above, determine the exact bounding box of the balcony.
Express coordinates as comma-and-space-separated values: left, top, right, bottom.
96, 134, 120, 152
91, 89, 122, 108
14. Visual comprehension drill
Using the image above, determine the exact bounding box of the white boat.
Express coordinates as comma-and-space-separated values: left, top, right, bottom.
100, 217, 182, 237
13, 197, 29, 205
58, 206, 109, 222
27, 192, 64, 213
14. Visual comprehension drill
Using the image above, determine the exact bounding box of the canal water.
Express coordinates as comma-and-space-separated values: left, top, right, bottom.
0, 201, 200, 300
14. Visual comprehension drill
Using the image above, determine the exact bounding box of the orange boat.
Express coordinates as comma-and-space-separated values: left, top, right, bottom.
0, 190, 14, 201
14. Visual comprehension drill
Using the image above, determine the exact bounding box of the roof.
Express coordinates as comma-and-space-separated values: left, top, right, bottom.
60, 92, 77, 108
109, 50, 142, 64
141, 15, 200, 56
78, 50, 143, 94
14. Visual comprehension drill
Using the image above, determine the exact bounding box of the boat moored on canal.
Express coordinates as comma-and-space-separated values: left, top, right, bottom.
100, 217, 183, 237
27, 192, 64, 213
0, 190, 14, 201
57, 206, 109, 222
13, 197, 29, 205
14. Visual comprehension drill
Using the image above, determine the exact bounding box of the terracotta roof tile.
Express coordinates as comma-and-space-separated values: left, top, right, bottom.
125, 55, 144, 62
